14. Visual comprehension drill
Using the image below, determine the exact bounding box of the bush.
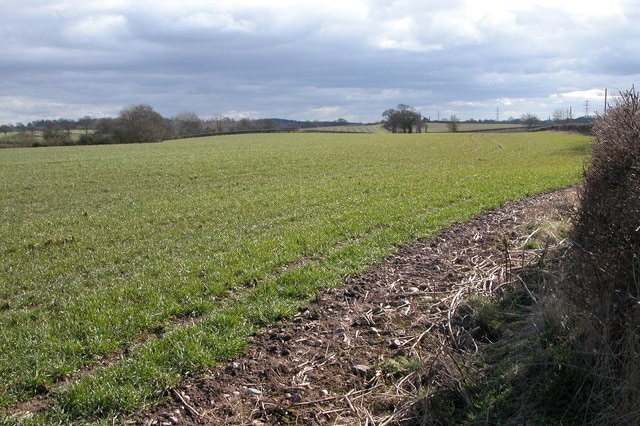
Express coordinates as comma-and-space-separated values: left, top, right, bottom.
77, 133, 94, 145
90, 105, 172, 144
571, 87, 640, 422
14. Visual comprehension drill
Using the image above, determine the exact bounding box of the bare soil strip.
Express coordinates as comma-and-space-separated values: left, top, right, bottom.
130, 186, 577, 426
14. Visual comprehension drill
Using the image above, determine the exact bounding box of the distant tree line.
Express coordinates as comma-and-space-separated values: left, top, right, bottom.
378, 103, 598, 134
90, 105, 282, 144
0, 104, 354, 147
0, 102, 596, 147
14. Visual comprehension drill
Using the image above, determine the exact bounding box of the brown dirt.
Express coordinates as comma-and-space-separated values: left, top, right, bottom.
131, 187, 578, 426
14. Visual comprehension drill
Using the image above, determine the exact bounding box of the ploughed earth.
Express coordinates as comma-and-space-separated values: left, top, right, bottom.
133, 187, 578, 425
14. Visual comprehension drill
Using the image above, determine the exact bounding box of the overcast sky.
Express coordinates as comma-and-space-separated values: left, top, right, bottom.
1, 0, 639, 124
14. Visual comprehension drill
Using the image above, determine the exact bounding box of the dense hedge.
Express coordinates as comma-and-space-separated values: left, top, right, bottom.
571, 88, 640, 422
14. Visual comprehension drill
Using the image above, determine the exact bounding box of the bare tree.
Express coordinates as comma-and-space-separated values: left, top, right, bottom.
42, 120, 71, 145
19, 133, 35, 145
414, 113, 424, 133
78, 116, 94, 134
521, 113, 540, 128
253, 119, 277, 130
552, 108, 566, 124
447, 115, 460, 132
235, 118, 254, 131
173, 111, 203, 137
209, 114, 228, 133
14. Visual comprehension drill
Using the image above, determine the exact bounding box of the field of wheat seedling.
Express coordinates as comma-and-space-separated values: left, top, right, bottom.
0, 131, 587, 423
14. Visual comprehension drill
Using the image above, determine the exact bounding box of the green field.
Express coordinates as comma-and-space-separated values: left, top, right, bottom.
424, 122, 526, 132
301, 124, 389, 133
0, 130, 87, 149
0, 132, 588, 423
302, 122, 526, 133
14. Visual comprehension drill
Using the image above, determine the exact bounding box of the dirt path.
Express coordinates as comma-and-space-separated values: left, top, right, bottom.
133, 187, 578, 425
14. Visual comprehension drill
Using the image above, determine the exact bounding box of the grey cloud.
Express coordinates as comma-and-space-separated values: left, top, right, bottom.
0, 1, 639, 123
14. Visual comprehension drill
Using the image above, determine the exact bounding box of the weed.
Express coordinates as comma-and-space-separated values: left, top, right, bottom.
456, 295, 505, 341
380, 356, 421, 378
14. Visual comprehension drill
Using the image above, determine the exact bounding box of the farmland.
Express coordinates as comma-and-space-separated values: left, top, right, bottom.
300, 122, 526, 133
0, 131, 588, 423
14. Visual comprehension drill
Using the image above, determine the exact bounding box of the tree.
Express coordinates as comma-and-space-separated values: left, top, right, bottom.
56, 118, 74, 135
17, 132, 35, 146
253, 119, 276, 130
235, 118, 254, 131
420, 117, 429, 133
173, 111, 203, 137
209, 114, 230, 133
42, 120, 72, 145
115, 104, 171, 143
382, 108, 399, 133
552, 108, 566, 124
78, 116, 94, 134
447, 114, 460, 132
521, 113, 540, 128
93, 118, 118, 144
382, 104, 422, 133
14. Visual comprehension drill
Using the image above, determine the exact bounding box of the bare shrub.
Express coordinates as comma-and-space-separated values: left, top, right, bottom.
447, 114, 460, 132
571, 87, 640, 422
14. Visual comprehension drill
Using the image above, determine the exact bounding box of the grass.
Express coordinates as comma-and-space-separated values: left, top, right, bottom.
302, 122, 525, 133
425, 122, 526, 132
0, 131, 588, 423
0, 130, 91, 148
301, 123, 388, 133
418, 200, 594, 425
447, 275, 594, 425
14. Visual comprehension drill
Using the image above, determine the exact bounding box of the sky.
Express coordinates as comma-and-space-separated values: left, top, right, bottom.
1, 0, 639, 124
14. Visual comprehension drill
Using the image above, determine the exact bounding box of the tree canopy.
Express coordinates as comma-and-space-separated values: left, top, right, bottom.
117, 104, 172, 143
521, 113, 540, 128
382, 104, 423, 133
92, 104, 172, 144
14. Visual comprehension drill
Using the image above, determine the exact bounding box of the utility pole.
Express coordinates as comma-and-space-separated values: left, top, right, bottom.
604, 88, 608, 112
496, 107, 500, 122
585, 100, 590, 118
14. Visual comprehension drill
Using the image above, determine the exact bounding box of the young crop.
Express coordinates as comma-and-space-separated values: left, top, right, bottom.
0, 131, 587, 423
